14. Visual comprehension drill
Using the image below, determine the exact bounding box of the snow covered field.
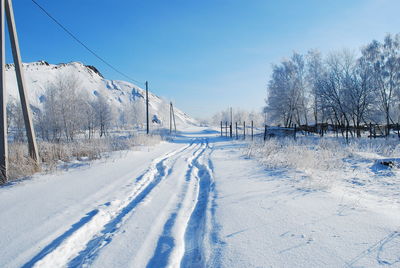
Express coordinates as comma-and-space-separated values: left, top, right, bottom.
0, 127, 399, 267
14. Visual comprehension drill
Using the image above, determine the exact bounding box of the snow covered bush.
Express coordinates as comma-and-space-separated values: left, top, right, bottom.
246, 136, 400, 190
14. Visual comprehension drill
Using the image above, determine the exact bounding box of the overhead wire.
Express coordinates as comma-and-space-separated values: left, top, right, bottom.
30, 0, 145, 86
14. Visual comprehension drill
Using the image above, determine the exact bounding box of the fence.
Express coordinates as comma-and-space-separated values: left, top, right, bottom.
220, 121, 400, 142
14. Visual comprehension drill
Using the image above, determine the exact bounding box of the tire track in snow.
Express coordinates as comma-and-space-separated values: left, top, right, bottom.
180, 139, 214, 268
146, 139, 208, 268
26, 141, 196, 268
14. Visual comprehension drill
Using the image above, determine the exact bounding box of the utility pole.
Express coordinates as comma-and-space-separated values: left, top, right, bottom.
1, 0, 39, 183
230, 107, 232, 126
145, 81, 149, 135
230, 107, 233, 138
171, 102, 177, 134
243, 121, 246, 140
169, 102, 172, 135
251, 120, 253, 140
0, 0, 6, 182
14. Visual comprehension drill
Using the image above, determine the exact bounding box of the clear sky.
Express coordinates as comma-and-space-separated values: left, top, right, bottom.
7, 0, 400, 119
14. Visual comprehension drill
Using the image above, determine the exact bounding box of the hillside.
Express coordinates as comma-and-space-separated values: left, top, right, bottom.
5, 61, 197, 128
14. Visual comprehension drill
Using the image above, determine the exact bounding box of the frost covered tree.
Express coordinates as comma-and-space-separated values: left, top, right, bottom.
264, 34, 400, 136
42, 74, 86, 141
93, 94, 114, 137
360, 34, 400, 135
7, 99, 25, 141
122, 100, 146, 129
306, 49, 325, 127
266, 52, 308, 127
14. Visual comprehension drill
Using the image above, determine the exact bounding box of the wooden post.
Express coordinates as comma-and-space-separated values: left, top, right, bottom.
171, 102, 177, 134
230, 107, 232, 126
0, 0, 6, 183
230, 122, 232, 138
225, 121, 228, 137
294, 124, 297, 140
374, 124, 376, 139
264, 125, 267, 141
243, 121, 246, 140
235, 122, 238, 139
1, 0, 42, 182
335, 123, 338, 138
251, 120, 253, 141
145, 81, 149, 135
346, 122, 349, 143
169, 102, 172, 135
220, 121, 222, 137
6, 0, 38, 163
369, 122, 372, 139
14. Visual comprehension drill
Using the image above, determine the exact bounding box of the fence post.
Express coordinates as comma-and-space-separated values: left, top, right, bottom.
369, 122, 372, 139
294, 124, 297, 140
264, 125, 267, 141
346, 122, 349, 143
235, 122, 238, 139
243, 121, 246, 140
230, 122, 232, 138
251, 120, 254, 141
225, 121, 228, 137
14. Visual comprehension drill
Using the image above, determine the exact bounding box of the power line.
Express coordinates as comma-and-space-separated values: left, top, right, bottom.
30, 0, 144, 86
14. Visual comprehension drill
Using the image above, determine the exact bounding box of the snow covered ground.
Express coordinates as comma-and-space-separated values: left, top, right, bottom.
0, 127, 399, 267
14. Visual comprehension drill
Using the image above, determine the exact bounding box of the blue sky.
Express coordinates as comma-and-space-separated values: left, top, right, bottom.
8, 0, 400, 118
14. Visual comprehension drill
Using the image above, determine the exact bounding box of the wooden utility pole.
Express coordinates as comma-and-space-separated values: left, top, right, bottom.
243, 121, 246, 140
230, 107, 233, 138
169, 102, 177, 135
0, 0, 6, 182
169, 102, 172, 135
145, 81, 149, 135
251, 120, 253, 140
171, 102, 177, 134
230, 107, 232, 125
1, 0, 39, 183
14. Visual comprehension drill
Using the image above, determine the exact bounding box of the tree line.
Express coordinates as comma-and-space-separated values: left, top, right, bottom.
6, 74, 158, 142
265, 33, 400, 137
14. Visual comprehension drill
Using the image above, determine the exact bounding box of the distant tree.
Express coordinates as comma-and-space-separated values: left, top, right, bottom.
93, 94, 113, 137
42, 74, 86, 141
266, 52, 308, 127
7, 98, 25, 141
361, 34, 400, 135
306, 49, 325, 126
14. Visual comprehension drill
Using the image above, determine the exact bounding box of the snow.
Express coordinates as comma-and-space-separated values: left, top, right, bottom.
5, 61, 197, 127
0, 128, 399, 267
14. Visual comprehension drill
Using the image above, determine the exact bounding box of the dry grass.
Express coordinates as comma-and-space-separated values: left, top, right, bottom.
7, 133, 162, 181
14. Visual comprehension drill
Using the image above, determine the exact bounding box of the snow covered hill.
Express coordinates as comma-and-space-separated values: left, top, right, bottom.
5, 61, 197, 127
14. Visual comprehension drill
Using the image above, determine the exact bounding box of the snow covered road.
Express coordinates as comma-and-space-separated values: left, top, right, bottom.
0, 128, 399, 267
